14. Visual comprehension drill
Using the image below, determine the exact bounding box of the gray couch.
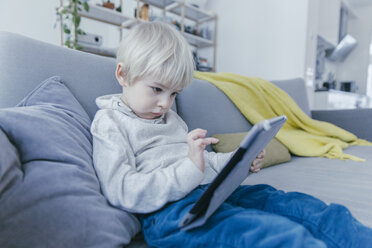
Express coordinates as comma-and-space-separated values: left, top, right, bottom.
1, 31, 372, 247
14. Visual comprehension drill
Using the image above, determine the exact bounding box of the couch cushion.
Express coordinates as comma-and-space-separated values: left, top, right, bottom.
0, 32, 177, 120
211, 132, 291, 168
0, 76, 140, 247
0, 129, 22, 198
0, 32, 122, 120
243, 145, 372, 228
177, 78, 310, 151
177, 79, 252, 151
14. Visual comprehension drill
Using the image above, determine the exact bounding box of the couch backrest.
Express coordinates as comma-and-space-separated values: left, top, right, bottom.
271, 78, 310, 116
0, 32, 310, 128
176, 78, 310, 147
0, 32, 121, 120
176, 79, 253, 141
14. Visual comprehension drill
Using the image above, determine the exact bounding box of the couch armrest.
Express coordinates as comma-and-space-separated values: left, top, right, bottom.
311, 108, 372, 141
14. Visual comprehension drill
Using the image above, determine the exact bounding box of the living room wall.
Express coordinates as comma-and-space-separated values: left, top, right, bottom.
0, 0, 127, 49
206, 0, 310, 81
0, 0, 60, 45
1, 1, 308, 80
336, 4, 372, 96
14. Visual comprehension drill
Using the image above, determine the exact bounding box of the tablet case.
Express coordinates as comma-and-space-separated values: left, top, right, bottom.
179, 115, 287, 231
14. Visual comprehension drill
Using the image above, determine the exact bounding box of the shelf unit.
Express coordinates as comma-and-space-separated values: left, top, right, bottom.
58, 0, 133, 57
58, 0, 217, 70
139, 0, 217, 70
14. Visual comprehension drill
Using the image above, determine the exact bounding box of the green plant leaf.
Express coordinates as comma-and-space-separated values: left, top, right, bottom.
71, 15, 75, 26
59, 8, 68, 15
75, 16, 81, 27
63, 24, 71, 34
83, 2, 89, 11
58, 0, 90, 50
77, 29, 85, 35
64, 40, 72, 48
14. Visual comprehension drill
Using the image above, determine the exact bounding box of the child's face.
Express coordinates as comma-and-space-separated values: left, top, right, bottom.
121, 78, 182, 120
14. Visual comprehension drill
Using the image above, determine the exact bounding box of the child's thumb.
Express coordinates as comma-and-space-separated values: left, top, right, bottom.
210, 137, 219, 144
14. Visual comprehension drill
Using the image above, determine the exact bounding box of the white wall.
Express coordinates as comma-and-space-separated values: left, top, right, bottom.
0, 0, 314, 84
336, 5, 372, 94
317, 0, 340, 46
206, 0, 309, 81
0, 0, 129, 49
304, 0, 320, 108
4, 0, 371, 100
0, 0, 60, 45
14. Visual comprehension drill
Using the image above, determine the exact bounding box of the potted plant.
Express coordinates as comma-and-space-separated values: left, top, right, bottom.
58, 0, 90, 50
102, 0, 115, 9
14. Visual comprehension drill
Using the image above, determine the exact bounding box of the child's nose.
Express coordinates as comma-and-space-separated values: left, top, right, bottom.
158, 96, 171, 109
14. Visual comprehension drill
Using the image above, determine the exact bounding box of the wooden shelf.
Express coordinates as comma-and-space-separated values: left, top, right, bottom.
170, 3, 214, 22
140, 0, 176, 9
183, 32, 213, 48
58, 0, 216, 70
142, 0, 214, 22
79, 43, 117, 58
77, 4, 134, 26
120, 20, 214, 48
121, 19, 145, 29
137, 0, 216, 70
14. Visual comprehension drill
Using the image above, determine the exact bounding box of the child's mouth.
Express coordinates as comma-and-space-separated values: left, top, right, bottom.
151, 112, 163, 117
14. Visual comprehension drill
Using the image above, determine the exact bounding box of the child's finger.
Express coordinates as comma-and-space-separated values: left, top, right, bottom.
257, 149, 265, 159
193, 137, 219, 148
188, 129, 207, 140
188, 129, 218, 145
250, 161, 261, 172
202, 137, 219, 145
189, 128, 207, 134
250, 165, 260, 173
250, 157, 264, 172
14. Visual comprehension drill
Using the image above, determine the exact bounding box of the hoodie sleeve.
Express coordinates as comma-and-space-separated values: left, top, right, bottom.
204, 150, 233, 174
91, 111, 204, 214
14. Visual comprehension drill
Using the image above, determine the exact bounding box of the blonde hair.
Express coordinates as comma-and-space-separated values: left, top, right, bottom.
116, 22, 195, 89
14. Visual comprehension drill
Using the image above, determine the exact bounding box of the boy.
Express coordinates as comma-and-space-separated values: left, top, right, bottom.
91, 22, 372, 247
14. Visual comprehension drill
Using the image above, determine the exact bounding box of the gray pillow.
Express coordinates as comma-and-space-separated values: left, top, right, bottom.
0, 76, 140, 247
0, 129, 22, 199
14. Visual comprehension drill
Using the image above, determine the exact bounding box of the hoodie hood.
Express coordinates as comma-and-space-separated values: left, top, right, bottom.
95, 94, 166, 123
96, 94, 136, 117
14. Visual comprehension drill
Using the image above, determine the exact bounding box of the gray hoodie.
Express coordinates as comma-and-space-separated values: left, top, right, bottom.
91, 94, 231, 213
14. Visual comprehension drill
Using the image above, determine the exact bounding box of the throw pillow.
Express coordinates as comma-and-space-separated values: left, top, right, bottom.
0, 76, 140, 248
212, 132, 291, 168
0, 129, 22, 197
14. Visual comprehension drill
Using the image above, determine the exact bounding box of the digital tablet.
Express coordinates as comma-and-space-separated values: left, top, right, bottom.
179, 115, 287, 231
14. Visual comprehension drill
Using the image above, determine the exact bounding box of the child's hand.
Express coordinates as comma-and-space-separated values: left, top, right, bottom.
250, 149, 265, 173
187, 129, 219, 172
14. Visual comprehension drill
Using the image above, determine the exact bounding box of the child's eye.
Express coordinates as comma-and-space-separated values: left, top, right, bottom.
171, 92, 178, 96
152, 87, 162, 93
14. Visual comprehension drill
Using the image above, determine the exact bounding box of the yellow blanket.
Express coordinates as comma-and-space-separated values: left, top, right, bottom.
194, 71, 372, 161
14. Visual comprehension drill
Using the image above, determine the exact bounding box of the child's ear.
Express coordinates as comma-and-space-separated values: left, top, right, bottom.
116, 63, 128, 87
